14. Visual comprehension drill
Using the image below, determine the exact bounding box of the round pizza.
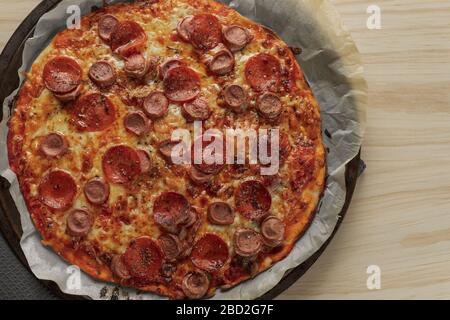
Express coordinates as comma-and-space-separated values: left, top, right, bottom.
7, 0, 326, 299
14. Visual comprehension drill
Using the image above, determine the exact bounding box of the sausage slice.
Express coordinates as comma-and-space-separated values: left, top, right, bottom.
89, 61, 116, 88
182, 271, 210, 299
260, 216, 285, 247
66, 209, 93, 237
124, 110, 151, 136
84, 177, 110, 205
207, 202, 234, 225
39, 132, 68, 158
223, 25, 252, 52
234, 228, 262, 257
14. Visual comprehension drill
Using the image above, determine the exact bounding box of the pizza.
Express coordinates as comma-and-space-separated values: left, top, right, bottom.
7, 0, 326, 299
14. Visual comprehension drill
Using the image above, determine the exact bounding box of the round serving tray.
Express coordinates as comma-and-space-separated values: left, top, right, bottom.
0, 0, 362, 300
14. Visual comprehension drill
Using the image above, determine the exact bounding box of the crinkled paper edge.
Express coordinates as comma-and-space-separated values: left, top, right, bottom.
0, 0, 367, 300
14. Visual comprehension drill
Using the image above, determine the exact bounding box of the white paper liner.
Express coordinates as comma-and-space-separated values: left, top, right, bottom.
0, 0, 367, 300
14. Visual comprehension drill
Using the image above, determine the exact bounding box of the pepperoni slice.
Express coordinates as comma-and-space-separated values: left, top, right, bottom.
53, 84, 81, 102
176, 16, 194, 42
153, 192, 190, 234
98, 14, 119, 42
163, 66, 200, 102
193, 135, 225, 175
158, 58, 186, 80
83, 177, 110, 205
71, 93, 116, 132
188, 166, 213, 185
209, 48, 234, 76
261, 216, 285, 247
123, 236, 163, 280
89, 61, 116, 88
158, 234, 180, 262
124, 54, 149, 78
191, 233, 229, 272
43, 56, 82, 94
137, 149, 151, 173
102, 145, 141, 184
110, 254, 131, 280
245, 53, 281, 92
234, 228, 263, 257
66, 209, 93, 237
223, 25, 252, 52
189, 14, 222, 50
220, 84, 247, 111
143, 91, 169, 119
235, 180, 272, 220
182, 97, 211, 122
39, 132, 68, 158
207, 202, 234, 225
257, 92, 282, 119
182, 271, 210, 299
124, 111, 150, 136
110, 20, 147, 57
39, 170, 77, 210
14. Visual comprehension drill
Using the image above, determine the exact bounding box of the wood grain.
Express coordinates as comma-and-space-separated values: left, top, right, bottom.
1, 0, 449, 299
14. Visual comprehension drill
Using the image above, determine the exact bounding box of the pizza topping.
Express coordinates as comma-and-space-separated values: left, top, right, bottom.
223, 25, 252, 52
158, 58, 186, 80
163, 66, 200, 102
123, 236, 163, 280
43, 56, 82, 94
193, 135, 225, 175
234, 228, 262, 257
220, 84, 247, 111
137, 149, 151, 173
71, 93, 116, 132
124, 54, 149, 78
153, 192, 190, 234
257, 92, 282, 119
245, 53, 281, 92
39, 132, 68, 158
124, 110, 150, 136
143, 91, 169, 119
110, 20, 147, 57
260, 216, 285, 247
176, 15, 194, 42
53, 84, 81, 102
39, 170, 77, 210
158, 139, 185, 163
89, 61, 116, 88
98, 14, 119, 42
182, 271, 210, 299
182, 207, 198, 228
83, 177, 110, 205
102, 145, 141, 184
181, 97, 211, 122
189, 14, 222, 50
208, 48, 235, 76
188, 166, 213, 185
158, 234, 180, 262
66, 209, 93, 237
207, 202, 234, 225
191, 233, 229, 272
235, 180, 271, 220
110, 254, 131, 280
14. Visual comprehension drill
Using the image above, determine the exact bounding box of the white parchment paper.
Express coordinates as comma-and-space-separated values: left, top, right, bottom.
0, 0, 367, 300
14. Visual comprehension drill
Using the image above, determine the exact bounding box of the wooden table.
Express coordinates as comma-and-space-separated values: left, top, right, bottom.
1, 0, 450, 300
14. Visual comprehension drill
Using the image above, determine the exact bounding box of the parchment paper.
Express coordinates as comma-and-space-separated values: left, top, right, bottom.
0, 0, 367, 300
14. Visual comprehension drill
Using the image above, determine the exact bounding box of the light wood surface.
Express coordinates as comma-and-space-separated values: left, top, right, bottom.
1, 0, 450, 300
